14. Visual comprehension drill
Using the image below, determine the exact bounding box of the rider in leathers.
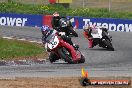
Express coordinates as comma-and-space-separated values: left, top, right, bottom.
51, 12, 61, 32
83, 25, 96, 48
51, 12, 73, 34
41, 25, 78, 50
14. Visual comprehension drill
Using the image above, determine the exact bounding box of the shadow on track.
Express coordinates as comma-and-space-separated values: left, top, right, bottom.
88, 48, 116, 51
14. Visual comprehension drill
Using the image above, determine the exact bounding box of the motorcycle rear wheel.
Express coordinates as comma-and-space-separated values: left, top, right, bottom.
58, 47, 75, 64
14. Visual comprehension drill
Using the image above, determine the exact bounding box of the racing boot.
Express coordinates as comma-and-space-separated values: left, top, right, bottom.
88, 38, 93, 48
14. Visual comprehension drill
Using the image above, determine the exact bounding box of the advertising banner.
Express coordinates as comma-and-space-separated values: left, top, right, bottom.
43, 15, 53, 28
0, 13, 42, 27
68, 16, 132, 32
1, 13, 132, 32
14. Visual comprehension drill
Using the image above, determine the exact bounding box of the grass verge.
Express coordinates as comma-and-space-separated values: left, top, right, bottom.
0, 38, 47, 60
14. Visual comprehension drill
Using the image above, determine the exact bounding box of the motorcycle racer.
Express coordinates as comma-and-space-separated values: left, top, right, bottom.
83, 25, 95, 48
83, 24, 114, 50
40, 25, 85, 63
51, 12, 78, 37
51, 12, 61, 31
40, 25, 79, 50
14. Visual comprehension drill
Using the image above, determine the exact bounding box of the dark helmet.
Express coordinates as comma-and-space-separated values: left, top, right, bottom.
84, 24, 92, 32
53, 12, 60, 17
53, 12, 60, 20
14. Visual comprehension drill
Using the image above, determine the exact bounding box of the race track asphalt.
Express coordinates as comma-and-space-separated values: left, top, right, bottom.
0, 26, 132, 78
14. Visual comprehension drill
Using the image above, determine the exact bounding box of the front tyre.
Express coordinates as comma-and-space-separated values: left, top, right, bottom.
103, 39, 114, 51
49, 52, 59, 63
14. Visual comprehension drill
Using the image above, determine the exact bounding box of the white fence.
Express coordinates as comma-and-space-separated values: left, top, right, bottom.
70, 0, 132, 12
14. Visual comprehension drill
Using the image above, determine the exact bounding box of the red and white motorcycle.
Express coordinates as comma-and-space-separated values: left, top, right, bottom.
91, 27, 114, 51
45, 31, 85, 64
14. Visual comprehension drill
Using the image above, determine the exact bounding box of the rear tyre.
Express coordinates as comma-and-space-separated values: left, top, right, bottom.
49, 52, 59, 63
58, 48, 75, 64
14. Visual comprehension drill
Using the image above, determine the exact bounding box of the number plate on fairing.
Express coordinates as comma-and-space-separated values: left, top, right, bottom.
91, 28, 102, 38
47, 36, 59, 50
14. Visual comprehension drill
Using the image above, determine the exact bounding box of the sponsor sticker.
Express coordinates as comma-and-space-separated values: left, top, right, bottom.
0, 17, 27, 26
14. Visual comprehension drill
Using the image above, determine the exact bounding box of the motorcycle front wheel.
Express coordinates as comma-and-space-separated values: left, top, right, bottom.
103, 39, 114, 51
49, 52, 59, 63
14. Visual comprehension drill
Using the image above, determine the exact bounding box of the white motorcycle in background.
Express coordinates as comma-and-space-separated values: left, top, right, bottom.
91, 27, 114, 51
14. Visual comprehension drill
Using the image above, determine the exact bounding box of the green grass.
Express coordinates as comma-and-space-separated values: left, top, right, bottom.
0, 1, 132, 19
0, 38, 44, 60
